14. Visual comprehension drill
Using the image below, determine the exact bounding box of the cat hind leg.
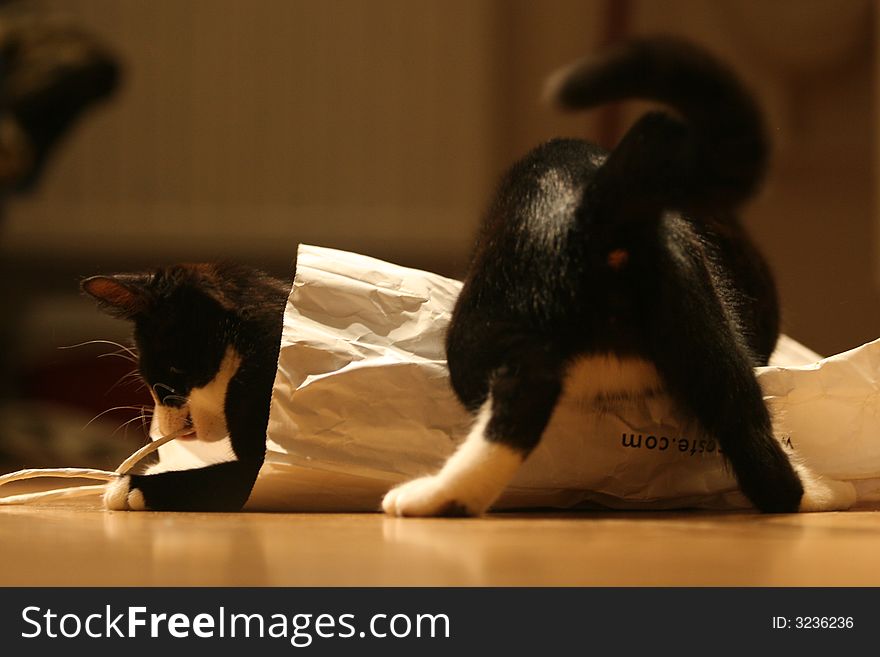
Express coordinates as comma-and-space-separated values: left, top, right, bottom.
382, 400, 525, 516
793, 461, 857, 512
383, 352, 563, 517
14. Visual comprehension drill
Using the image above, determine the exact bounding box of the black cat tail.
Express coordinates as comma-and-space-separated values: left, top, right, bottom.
546, 36, 767, 215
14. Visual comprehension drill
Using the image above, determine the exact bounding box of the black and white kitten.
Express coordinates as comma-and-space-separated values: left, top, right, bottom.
383, 37, 855, 516
82, 263, 289, 511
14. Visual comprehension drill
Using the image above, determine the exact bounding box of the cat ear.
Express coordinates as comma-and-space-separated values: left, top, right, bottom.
81, 274, 151, 319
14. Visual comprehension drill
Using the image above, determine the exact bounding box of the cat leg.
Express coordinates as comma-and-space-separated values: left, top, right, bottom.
653, 318, 855, 512
651, 333, 806, 511
383, 353, 562, 517
381, 398, 522, 517
104, 366, 274, 512
104, 459, 263, 512
643, 257, 809, 511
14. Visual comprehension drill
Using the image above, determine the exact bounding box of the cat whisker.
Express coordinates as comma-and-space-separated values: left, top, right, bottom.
140, 409, 154, 435
96, 351, 138, 365
106, 368, 143, 395
59, 339, 139, 361
83, 405, 153, 430
112, 411, 154, 437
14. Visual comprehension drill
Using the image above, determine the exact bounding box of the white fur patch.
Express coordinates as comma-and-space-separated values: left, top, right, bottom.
126, 488, 146, 511
153, 402, 190, 437
794, 461, 857, 512
103, 476, 147, 511
145, 432, 237, 474
188, 347, 241, 442
152, 347, 241, 443
382, 400, 524, 517
562, 355, 661, 402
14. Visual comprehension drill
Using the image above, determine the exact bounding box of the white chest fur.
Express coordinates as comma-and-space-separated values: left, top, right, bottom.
187, 347, 241, 442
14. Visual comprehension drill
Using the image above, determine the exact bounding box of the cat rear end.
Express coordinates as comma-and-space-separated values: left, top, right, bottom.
383, 37, 856, 517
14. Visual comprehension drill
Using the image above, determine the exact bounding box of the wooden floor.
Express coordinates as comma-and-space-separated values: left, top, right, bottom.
2, 491, 879, 586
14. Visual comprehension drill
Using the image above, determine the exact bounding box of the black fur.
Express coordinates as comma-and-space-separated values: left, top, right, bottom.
82, 263, 289, 511
445, 37, 803, 513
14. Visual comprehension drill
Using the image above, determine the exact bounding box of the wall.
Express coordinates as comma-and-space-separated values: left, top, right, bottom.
625, 0, 878, 355
496, 0, 879, 355
1, 0, 877, 373
2, 0, 498, 275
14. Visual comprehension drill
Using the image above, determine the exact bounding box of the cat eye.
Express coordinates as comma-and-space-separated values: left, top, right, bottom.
169, 366, 186, 375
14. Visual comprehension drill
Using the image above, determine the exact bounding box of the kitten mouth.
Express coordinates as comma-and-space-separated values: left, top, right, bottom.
178, 416, 197, 440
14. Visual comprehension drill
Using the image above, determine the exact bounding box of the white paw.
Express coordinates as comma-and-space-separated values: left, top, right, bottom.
382, 476, 480, 517
799, 477, 857, 512
103, 476, 147, 511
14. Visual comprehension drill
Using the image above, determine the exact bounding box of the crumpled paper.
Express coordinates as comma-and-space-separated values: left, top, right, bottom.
159, 244, 880, 511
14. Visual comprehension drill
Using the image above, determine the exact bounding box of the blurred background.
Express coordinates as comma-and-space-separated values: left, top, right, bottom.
0, 0, 877, 469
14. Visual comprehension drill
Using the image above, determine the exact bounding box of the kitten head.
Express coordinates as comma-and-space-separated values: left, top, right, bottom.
82, 264, 245, 442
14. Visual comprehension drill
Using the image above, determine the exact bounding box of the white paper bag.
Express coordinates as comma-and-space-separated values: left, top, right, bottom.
212, 244, 880, 511
6, 244, 873, 512
148, 245, 880, 511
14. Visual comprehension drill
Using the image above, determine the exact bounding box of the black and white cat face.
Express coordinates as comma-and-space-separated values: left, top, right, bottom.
143, 345, 239, 444
83, 262, 287, 511
82, 265, 241, 443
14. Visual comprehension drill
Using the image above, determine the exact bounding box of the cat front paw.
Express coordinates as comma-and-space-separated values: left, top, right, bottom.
382, 476, 480, 517
103, 476, 148, 511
